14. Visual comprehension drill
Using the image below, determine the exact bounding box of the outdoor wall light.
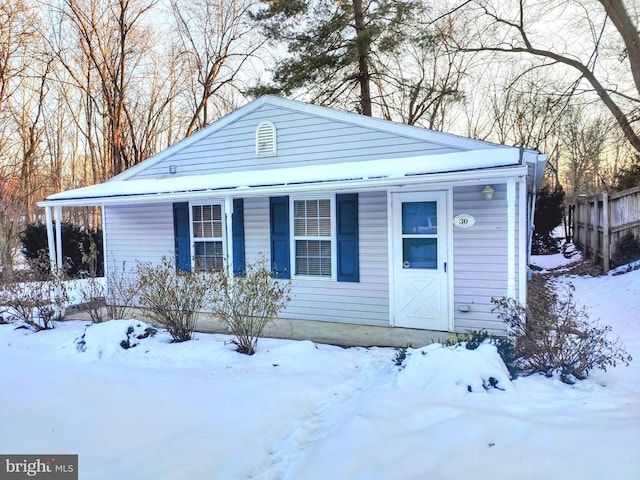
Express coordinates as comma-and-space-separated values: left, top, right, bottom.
481, 185, 495, 200
169, 165, 177, 174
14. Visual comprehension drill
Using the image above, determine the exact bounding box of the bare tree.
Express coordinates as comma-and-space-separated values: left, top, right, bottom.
10, 57, 53, 222
0, 171, 21, 280
456, 0, 640, 154
170, 0, 265, 136
58, 0, 158, 176
374, 15, 470, 129
561, 107, 611, 202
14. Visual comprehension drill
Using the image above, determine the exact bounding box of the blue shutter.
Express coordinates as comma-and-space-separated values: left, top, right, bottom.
336, 193, 359, 282
173, 202, 191, 272
232, 198, 245, 276
269, 196, 290, 279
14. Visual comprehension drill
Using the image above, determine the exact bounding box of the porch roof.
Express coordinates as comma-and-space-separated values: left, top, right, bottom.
39, 148, 542, 208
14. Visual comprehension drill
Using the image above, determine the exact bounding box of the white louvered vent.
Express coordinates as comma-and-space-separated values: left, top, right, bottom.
256, 121, 277, 157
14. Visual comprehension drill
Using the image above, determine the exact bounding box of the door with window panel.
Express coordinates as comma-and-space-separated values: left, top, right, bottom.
192, 204, 224, 272
392, 191, 450, 330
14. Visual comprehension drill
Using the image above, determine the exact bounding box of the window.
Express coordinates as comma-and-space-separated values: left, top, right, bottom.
293, 198, 334, 277
256, 121, 276, 157
401, 201, 438, 269
192, 204, 224, 272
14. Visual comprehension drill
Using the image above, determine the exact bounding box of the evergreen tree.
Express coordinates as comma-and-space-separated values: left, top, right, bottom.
251, 0, 419, 116
612, 156, 640, 191
532, 185, 565, 254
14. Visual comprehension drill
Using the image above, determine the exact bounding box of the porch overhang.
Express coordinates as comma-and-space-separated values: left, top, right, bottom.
38, 149, 540, 209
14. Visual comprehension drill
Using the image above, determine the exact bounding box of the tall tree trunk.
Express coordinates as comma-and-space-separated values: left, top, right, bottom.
352, 0, 372, 116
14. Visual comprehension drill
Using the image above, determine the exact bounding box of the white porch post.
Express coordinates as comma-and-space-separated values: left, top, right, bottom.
518, 176, 527, 305
45, 206, 57, 272
507, 178, 516, 299
101, 205, 108, 280
224, 197, 234, 275
54, 206, 63, 270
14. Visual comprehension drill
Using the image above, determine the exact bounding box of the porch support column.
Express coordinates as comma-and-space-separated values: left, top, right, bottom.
518, 176, 527, 305
54, 206, 63, 271
224, 197, 234, 275
45, 206, 57, 273
507, 178, 516, 299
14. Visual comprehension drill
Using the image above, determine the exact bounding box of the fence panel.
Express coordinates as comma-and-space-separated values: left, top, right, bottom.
572, 185, 640, 272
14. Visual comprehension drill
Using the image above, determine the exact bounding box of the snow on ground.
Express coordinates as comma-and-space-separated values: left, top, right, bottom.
1, 258, 639, 479
529, 246, 582, 271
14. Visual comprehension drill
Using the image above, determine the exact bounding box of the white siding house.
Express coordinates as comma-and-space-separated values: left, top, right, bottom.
39, 96, 546, 343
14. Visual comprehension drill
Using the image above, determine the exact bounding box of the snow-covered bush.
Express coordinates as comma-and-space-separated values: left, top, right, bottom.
463, 330, 518, 378
396, 343, 513, 393
136, 258, 209, 342
492, 283, 632, 384
209, 255, 291, 355
75, 320, 157, 357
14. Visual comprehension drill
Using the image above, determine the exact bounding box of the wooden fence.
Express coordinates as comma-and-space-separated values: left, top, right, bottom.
572, 185, 640, 272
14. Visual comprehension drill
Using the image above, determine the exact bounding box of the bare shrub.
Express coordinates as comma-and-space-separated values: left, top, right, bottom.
77, 240, 106, 323
105, 260, 138, 320
0, 255, 70, 330
209, 255, 291, 355
136, 257, 210, 342
492, 281, 632, 384
76, 276, 106, 323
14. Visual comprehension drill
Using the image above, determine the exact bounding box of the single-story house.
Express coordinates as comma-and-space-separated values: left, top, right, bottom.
39, 95, 546, 345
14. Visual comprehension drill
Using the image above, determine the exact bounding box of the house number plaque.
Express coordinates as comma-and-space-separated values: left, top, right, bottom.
453, 214, 476, 228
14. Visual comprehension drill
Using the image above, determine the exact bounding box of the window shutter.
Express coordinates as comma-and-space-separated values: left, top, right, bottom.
336, 193, 359, 282
270, 196, 290, 279
173, 202, 191, 272
232, 198, 245, 276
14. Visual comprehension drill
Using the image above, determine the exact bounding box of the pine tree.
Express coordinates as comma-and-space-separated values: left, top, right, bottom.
251, 0, 419, 116
532, 185, 565, 254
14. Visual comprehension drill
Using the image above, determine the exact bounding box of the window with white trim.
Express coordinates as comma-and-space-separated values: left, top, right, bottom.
192, 204, 224, 272
292, 197, 334, 277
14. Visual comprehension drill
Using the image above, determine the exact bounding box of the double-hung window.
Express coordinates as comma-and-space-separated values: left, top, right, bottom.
292, 197, 334, 278
192, 204, 224, 272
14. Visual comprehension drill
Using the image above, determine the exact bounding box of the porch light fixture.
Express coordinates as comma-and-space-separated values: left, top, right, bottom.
481, 185, 495, 201
169, 165, 177, 174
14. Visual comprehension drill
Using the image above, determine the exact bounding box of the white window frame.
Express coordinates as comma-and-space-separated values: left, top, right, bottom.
190, 202, 226, 272
290, 195, 337, 280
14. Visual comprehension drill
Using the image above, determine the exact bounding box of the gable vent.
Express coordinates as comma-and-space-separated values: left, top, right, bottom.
256, 121, 277, 157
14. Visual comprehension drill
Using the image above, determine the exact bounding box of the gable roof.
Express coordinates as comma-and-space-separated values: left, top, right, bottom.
113, 95, 507, 182
40, 95, 546, 207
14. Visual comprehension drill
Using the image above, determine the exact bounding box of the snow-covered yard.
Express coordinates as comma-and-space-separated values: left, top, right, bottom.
1, 255, 639, 479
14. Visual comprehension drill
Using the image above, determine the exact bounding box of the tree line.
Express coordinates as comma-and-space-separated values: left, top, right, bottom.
1, 0, 638, 276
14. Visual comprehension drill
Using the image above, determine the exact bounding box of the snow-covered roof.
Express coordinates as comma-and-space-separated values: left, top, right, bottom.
39, 96, 547, 208
40, 149, 533, 207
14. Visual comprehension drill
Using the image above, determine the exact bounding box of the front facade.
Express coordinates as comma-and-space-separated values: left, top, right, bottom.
40, 96, 547, 338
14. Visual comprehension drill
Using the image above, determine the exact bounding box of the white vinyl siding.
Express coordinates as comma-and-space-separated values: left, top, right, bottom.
132, 104, 463, 180
103, 184, 524, 334
104, 203, 174, 274
451, 183, 521, 335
